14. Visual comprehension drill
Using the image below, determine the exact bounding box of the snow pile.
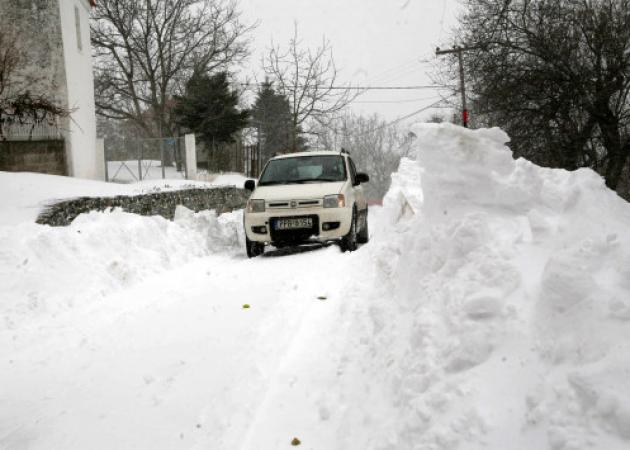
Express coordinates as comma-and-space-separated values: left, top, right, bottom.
198, 171, 248, 187
0, 206, 243, 332
356, 124, 630, 449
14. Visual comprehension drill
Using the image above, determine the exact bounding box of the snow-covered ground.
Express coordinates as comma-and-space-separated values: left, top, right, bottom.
2, 124, 630, 449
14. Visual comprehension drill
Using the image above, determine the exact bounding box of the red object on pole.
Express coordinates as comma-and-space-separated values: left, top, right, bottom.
462, 109, 469, 128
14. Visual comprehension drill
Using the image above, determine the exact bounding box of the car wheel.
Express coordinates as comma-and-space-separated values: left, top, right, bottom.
246, 236, 265, 258
357, 209, 369, 244
340, 208, 358, 252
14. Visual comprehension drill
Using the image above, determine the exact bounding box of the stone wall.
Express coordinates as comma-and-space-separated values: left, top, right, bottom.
36, 187, 250, 226
0, 140, 67, 175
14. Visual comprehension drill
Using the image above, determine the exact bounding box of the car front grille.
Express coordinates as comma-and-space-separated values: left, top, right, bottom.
267, 199, 322, 209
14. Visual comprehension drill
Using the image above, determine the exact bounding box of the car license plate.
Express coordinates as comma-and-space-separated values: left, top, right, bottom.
274, 217, 313, 230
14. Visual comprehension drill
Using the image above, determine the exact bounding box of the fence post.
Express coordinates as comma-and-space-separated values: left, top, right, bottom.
137, 139, 143, 181
185, 134, 197, 180
96, 138, 107, 181
160, 138, 166, 179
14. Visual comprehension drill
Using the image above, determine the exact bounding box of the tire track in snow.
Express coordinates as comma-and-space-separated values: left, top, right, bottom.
190, 245, 358, 450
235, 249, 369, 450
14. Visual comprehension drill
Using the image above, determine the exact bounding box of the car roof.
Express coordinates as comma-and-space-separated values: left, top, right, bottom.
271, 150, 346, 160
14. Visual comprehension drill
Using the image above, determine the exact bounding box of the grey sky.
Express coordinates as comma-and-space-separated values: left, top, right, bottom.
239, 0, 461, 123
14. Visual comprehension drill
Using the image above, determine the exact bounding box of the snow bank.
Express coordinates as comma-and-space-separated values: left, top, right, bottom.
0, 171, 249, 333
197, 171, 248, 187
355, 124, 630, 449
0, 206, 243, 332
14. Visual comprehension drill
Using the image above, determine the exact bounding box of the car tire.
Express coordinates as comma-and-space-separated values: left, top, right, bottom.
357, 209, 369, 244
246, 236, 265, 258
340, 207, 358, 252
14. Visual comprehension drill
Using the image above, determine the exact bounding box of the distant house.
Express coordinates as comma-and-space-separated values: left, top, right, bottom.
0, 0, 99, 179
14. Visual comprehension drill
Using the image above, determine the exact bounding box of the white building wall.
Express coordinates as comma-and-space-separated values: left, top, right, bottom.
0, 0, 68, 133
58, 0, 98, 179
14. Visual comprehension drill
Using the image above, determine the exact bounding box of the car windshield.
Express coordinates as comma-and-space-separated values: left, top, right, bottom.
258, 155, 347, 186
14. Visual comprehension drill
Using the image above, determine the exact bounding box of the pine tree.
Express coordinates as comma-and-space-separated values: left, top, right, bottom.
174, 71, 249, 148
251, 80, 304, 161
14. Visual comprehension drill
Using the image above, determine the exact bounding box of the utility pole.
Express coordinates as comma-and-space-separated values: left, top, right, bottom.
436, 45, 479, 128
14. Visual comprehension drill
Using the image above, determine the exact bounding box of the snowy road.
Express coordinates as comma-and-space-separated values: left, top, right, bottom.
3, 124, 630, 449
1, 240, 371, 450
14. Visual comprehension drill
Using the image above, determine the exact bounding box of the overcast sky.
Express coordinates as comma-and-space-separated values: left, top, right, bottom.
239, 0, 461, 123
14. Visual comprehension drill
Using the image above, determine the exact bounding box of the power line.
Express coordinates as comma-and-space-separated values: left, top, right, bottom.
240, 83, 451, 91
366, 57, 435, 85
370, 96, 455, 132
387, 98, 450, 126
352, 95, 443, 104
365, 59, 419, 84
373, 65, 432, 86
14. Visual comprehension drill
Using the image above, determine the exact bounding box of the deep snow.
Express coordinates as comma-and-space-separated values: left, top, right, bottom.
1, 124, 630, 449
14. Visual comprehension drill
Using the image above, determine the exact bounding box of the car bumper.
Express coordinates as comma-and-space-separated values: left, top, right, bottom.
244, 207, 353, 243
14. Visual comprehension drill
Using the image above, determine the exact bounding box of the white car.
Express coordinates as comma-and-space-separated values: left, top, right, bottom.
243, 150, 370, 257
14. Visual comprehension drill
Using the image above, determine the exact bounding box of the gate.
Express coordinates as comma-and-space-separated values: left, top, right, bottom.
244, 144, 262, 178
104, 137, 187, 183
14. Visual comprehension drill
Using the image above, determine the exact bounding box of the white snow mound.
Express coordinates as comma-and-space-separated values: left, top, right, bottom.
0, 207, 243, 331
352, 123, 630, 449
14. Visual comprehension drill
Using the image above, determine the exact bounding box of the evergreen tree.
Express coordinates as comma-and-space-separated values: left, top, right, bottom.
174, 71, 249, 148
251, 80, 304, 161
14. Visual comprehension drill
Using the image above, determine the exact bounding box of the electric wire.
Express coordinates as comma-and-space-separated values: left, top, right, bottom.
366, 58, 436, 86
363, 58, 421, 84
372, 94, 457, 131
351, 95, 443, 104
240, 83, 452, 90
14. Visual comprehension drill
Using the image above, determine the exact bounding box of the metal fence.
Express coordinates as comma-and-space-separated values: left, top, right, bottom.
104, 136, 187, 183
196, 141, 261, 178
104, 136, 265, 183
243, 144, 262, 178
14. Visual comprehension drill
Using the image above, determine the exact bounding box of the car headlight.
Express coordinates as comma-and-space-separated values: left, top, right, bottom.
247, 199, 265, 213
323, 194, 345, 208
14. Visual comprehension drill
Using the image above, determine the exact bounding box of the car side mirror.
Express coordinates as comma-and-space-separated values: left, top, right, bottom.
355, 173, 369, 184
244, 179, 256, 191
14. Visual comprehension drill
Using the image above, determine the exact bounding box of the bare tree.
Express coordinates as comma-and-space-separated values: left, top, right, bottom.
451, 0, 630, 194
314, 113, 415, 200
0, 30, 70, 140
91, 0, 254, 139
262, 24, 357, 151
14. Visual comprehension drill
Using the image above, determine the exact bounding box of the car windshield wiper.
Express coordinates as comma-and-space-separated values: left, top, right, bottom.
315, 177, 343, 182
291, 178, 342, 183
